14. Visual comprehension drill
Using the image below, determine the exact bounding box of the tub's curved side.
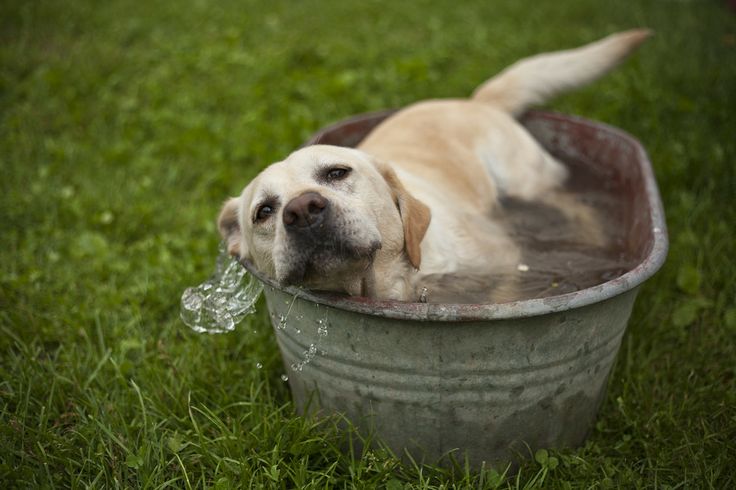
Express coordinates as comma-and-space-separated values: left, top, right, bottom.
263, 282, 639, 467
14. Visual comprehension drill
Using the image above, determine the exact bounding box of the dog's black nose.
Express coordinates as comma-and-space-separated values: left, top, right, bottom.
283, 192, 328, 228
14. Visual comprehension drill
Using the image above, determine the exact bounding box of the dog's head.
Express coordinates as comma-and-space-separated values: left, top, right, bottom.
218, 145, 430, 294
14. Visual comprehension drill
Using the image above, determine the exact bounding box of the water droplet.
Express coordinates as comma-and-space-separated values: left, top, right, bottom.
280, 374, 289, 382
653, 227, 662, 233
295, 328, 301, 334
256, 362, 263, 369
275, 293, 301, 332
517, 263, 530, 272
290, 361, 304, 372
317, 324, 328, 337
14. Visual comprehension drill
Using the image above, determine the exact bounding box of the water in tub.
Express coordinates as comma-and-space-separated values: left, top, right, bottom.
503, 157, 640, 302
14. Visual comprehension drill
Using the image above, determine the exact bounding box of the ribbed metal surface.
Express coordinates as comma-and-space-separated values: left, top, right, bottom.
265, 286, 637, 467
248, 111, 668, 468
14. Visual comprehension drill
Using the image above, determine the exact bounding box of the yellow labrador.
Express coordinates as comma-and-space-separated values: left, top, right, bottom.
218, 30, 650, 302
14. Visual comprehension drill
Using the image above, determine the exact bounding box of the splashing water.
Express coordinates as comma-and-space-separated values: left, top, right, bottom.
180, 246, 330, 372
180, 245, 263, 333
290, 343, 318, 372
288, 308, 330, 373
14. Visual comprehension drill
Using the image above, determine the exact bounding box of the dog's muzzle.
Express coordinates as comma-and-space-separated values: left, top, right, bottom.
276, 192, 381, 286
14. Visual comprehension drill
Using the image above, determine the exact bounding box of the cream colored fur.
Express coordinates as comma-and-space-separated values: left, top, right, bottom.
219, 29, 651, 302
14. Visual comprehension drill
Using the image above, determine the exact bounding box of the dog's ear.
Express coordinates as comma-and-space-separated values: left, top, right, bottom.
375, 161, 431, 269
218, 197, 245, 258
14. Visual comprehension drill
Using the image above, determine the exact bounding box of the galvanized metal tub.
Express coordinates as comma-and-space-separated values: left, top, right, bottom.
247, 110, 668, 469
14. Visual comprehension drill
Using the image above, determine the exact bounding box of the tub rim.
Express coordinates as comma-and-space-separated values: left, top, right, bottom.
242, 110, 668, 322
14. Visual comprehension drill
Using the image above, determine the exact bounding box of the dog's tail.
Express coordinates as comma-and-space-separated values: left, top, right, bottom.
471, 29, 651, 116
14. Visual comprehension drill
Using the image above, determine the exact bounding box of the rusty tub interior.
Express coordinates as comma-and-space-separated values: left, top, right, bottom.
246, 110, 668, 469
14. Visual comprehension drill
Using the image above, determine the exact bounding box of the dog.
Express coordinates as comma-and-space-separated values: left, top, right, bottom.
218, 30, 651, 303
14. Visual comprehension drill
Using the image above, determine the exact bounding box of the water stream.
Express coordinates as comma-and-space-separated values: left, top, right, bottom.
180, 246, 329, 376
180, 244, 263, 334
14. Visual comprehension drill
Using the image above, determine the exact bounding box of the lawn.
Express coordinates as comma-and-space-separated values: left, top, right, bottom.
1, 0, 735, 487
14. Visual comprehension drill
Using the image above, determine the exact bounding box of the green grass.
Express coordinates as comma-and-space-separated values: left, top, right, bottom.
1, 0, 735, 487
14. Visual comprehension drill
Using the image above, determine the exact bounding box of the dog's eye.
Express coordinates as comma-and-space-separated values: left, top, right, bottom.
254, 204, 274, 223
325, 167, 351, 181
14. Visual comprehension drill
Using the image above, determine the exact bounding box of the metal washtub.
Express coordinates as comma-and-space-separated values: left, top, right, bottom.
244, 110, 668, 468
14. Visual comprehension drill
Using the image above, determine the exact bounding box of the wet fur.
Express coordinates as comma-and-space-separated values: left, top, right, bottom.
218, 30, 651, 303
